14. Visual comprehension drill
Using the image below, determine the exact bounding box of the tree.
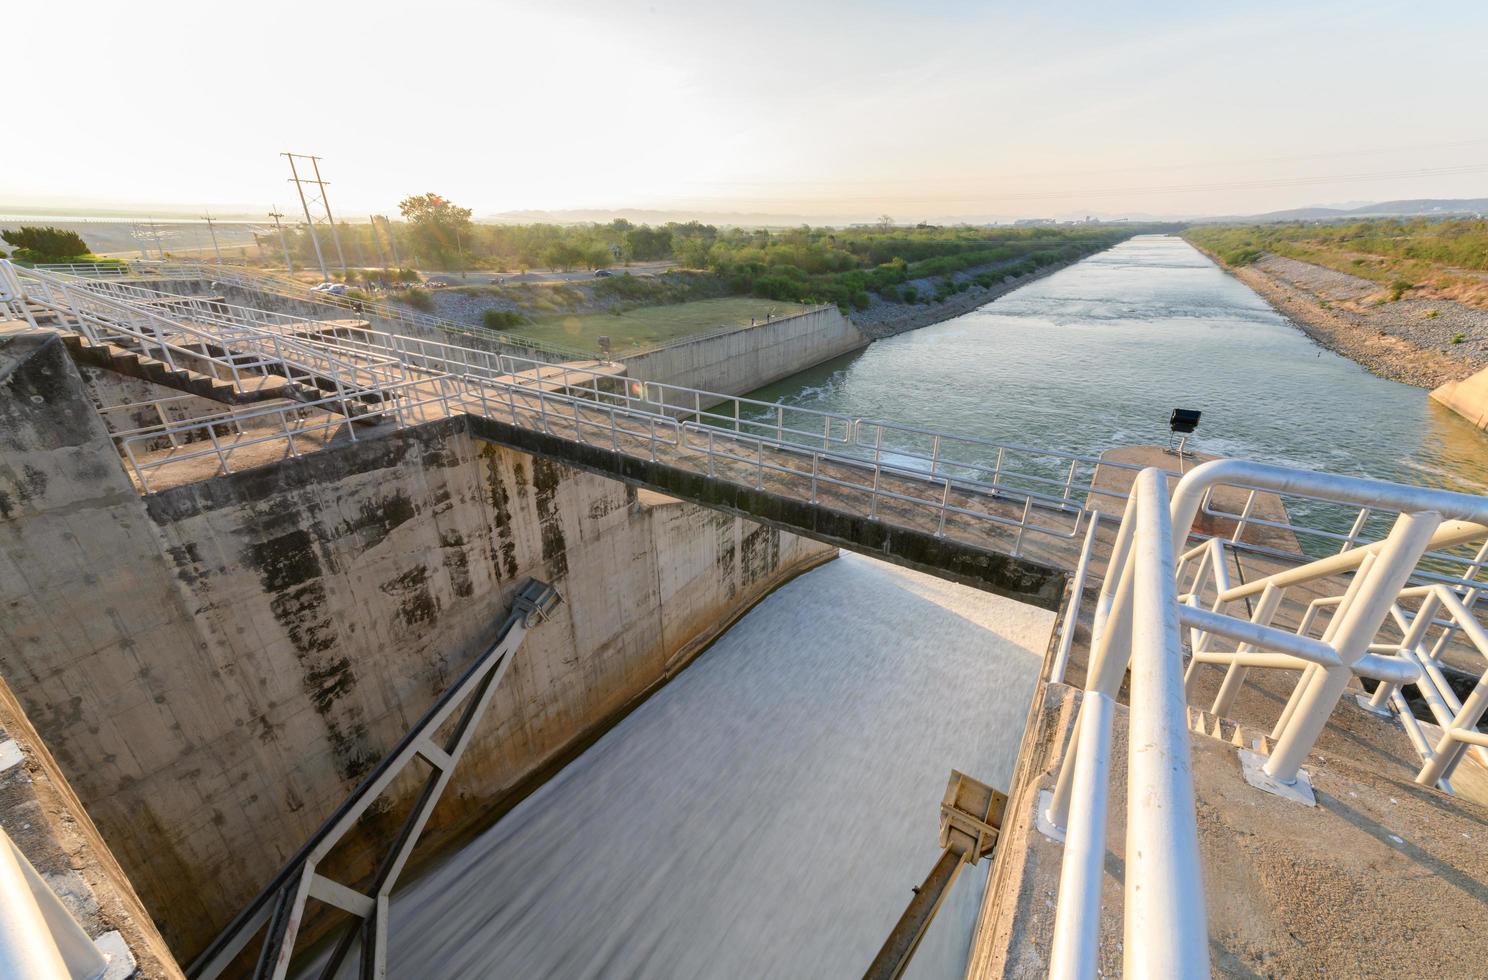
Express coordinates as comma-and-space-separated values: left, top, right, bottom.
2, 226, 90, 262
397, 193, 473, 269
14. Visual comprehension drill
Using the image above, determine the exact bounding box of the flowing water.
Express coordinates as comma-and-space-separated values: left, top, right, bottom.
745, 235, 1488, 502
331, 556, 1053, 979
331, 234, 1487, 979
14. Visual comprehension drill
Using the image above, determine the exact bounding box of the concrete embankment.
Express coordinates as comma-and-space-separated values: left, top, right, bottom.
0, 330, 834, 962
621, 305, 867, 394
850, 250, 1120, 341
1431, 364, 1488, 430
1193, 248, 1488, 390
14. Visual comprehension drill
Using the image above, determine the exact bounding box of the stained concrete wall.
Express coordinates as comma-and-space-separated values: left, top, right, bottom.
623, 306, 867, 396
0, 330, 833, 961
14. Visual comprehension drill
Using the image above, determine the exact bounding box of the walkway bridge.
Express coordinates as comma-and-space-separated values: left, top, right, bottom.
5, 259, 1488, 978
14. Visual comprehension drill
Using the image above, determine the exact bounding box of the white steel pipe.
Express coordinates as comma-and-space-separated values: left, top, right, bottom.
0, 830, 75, 980
1050, 513, 1101, 684
1265, 511, 1443, 783
1124, 469, 1209, 978
1047, 691, 1115, 980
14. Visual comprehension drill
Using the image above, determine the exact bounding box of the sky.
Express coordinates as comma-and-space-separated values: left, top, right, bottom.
6, 0, 1487, 223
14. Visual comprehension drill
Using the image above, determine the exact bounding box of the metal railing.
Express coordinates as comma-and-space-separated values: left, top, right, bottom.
6, 262, 409, 409
1041, 460, 1488, 978
1, 827, 111, 980
134, 261, 590, 362
189, 579, 560, 980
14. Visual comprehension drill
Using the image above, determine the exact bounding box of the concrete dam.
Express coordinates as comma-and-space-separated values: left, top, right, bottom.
2, 242, 1487, 979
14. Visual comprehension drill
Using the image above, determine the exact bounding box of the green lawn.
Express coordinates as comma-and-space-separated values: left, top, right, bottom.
517, 297, 814, 353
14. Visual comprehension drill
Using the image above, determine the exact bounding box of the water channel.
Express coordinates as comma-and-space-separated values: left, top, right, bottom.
334, 234, 1488, 978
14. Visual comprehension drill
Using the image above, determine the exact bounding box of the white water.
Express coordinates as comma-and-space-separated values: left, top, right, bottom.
349, 554, 1052, 978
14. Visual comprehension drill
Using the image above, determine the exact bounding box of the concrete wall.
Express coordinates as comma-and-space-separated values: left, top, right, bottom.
0, 331, 833, 961
1431, 364, 1488, 431
623, 306, 867, 396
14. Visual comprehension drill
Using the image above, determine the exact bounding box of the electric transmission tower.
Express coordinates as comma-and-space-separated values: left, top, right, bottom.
283, 152, 348, 280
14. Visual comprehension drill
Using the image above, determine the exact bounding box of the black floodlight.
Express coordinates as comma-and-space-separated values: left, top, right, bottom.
1170, 409, 1202, 434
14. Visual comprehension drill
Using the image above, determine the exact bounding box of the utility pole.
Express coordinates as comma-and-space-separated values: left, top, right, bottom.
269, 208, 294, 274
307, 154, 348, 274
284, 152, 330, 281
383, 215, 402, 268
202, 211, 223, 265
148, 218, 166, 259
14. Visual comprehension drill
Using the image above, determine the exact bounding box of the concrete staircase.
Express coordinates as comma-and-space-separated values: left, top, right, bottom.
60, 331, 296, 405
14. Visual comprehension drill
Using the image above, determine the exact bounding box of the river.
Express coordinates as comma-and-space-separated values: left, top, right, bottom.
321, 234, 1487, 979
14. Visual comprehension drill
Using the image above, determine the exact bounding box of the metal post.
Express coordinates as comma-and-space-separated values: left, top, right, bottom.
270, 208, 294, 274
203, 212, 223, 265
1047, 691, 1114, 979
285, 153, 329, 281
1124, 468, 1209, 979
308, 155, 349, 275
1265, 510, 1443, 783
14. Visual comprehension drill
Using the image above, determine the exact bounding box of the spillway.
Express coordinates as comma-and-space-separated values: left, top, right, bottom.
344, 554, 1053, 978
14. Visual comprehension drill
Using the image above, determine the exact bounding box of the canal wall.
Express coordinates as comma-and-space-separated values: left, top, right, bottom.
1431, 364, 1488, 431
621, 305, 867, 395
0, 329, 835, 962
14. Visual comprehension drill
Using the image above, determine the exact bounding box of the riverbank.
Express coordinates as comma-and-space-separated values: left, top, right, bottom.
1194, 247, 1488, 389
849, 251, 1109, 341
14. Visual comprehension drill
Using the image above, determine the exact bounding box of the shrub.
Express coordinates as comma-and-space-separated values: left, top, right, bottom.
1451, 333, 1466, 344
1425, 309, 1440, 319
1, 225, 90, 262
404, 287, 433, 311
397, 268, 420, 283
482, 309, 528, 329
901, 285, 918, 303
1389, 279, 1413, 301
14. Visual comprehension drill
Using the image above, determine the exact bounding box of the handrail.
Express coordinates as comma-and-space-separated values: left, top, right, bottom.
1047, 468, 1208, 978
189, 580, 560, 980
0, 827, 110, 980
1046, 461, 1488, 978
136, 260, 590, 361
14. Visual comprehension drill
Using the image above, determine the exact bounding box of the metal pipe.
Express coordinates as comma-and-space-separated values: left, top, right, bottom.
1265, 510, 1443, 783
1124, 468, 1208, 978
1047, 691, 1114, 980
1049, 513, 1100, 684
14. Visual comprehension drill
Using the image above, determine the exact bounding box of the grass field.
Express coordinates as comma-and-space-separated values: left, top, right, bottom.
516, 297, 814, 352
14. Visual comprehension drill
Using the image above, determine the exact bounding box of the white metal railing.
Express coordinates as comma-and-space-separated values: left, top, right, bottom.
1041, 460, 1488, 978
0, 827, 110, 980
8, 262, 411, 408
134, 261, 590, 361
1046, 468, 1208, 978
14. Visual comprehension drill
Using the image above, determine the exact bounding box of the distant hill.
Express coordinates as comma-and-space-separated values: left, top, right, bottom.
1209, 198, 1488, 224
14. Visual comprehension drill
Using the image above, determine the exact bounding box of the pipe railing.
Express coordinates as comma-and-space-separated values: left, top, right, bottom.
1044, 462, 1488, 977
1046, 468, 1208, 978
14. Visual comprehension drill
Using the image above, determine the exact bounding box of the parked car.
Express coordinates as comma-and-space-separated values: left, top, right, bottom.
594, 269, 614, 278
310, 282, 348, 296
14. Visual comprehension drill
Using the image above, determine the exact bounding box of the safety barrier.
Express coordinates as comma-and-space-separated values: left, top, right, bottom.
1041, 460, 1488, 978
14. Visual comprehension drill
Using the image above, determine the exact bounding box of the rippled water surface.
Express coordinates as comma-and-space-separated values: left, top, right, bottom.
746, 235, 1488, 496
344, 556, 1052, 979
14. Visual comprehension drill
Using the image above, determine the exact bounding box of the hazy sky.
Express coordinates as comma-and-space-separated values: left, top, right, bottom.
7, 0, 1486, 221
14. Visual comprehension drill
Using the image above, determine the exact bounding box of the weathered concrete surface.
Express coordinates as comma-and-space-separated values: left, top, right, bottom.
469, 413, 1067, 609
613, 305, 868, 395
967, 684, 1488, 978
1431, 364, 1488, 431
0, 673, 182, 978
0, 331, 835, 960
